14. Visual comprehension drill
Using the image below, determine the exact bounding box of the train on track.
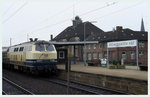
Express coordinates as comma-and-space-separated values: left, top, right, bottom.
2, 39, 57, 73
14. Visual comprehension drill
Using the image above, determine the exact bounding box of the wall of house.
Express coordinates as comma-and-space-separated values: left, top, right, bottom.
85, 41, 147, 65
76, 45, 84, 61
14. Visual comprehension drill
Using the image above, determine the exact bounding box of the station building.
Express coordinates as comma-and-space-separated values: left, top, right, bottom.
86, 26, 147, 65
53, 16, 148, 66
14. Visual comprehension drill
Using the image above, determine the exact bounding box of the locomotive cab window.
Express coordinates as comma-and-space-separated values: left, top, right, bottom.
19, 47, 24, 51
14, 48, 19, 52
46, 44, 54, 51
36, 44, 45, 51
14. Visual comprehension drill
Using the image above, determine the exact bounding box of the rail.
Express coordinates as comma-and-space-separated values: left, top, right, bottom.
3, 77, 34, 95
44, 78, 98, 94
2, 90, 7, 95
44, 77, 127, 94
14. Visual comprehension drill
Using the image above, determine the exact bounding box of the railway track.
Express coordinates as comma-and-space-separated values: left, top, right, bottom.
67, 79, 128, 94
2, 70, 127, 94
44, 77, 127, 94
2, 90, 7, 95
2, 77, 34, 95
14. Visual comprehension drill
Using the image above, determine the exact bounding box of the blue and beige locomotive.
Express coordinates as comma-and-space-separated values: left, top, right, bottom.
3, 39, 57, 73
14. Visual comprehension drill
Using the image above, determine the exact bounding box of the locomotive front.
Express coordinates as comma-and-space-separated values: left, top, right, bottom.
26, 41, 57, 73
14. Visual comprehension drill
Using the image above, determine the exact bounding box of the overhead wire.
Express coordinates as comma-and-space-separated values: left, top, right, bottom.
94, 1, 145, 20
29, 0, 145, 36
5, 0, 144, 45
2, 2, 28, 24
21, 2, 78, 34
27, 1, 117, 35
14, 1, 117, 39
2, 2, 15, 16
14, 3, 78, 40
14, 1, 117, 42
80, 2, 117, 16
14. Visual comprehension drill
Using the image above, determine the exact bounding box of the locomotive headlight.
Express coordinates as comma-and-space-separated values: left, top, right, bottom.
50, 59, 57, 62
37, 60, 42, 62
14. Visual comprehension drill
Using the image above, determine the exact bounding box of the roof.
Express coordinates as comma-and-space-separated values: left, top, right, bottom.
53, 20, 147, 43
53, 22, 104, 42
9, 40, 52, 47
50, 41, 99, 46
86, 28, 148, 42
2, 47, 9, 52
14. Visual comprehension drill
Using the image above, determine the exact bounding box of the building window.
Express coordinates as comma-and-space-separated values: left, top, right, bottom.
88, 45, 91, 49
122, 52, 126, 59
88, 53, 91, 60
59, 51, 65, 59
93, 53, 97, 59
99, 53, 102, 59
93, 44, 96, 49
139, 51, 144, 58
104, 43, 107, 48
104, 52, 107, 58
130, 51, 135, 60
99, 43, 102, 48
139, 42, 144, 48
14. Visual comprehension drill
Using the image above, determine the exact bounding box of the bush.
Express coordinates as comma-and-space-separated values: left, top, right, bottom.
131, 62, 136, 66
117, 65, 125, 69
118, 60, 121, 65
112, 60, 118, 65
109, 64, 117, 69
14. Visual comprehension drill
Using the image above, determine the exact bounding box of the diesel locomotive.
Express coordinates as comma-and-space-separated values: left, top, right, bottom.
2, 39, 57, 73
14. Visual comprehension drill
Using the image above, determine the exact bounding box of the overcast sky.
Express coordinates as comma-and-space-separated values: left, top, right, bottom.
1, 0, 149, 46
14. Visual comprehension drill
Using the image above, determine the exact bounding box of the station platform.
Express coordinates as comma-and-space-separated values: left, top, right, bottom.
57, 63, 148, 81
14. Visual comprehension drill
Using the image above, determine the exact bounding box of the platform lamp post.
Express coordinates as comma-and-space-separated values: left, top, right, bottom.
84, 21, 97, 66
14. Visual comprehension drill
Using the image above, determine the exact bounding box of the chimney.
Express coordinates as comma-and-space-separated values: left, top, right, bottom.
72, 16, 82, 29
50, 35, 53, 40
116, 26, 123, 32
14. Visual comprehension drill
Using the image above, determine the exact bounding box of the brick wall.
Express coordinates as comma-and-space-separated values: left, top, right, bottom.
85, 41, 147, 65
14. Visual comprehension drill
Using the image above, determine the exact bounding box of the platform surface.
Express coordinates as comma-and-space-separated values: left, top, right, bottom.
57, 63, 148, 81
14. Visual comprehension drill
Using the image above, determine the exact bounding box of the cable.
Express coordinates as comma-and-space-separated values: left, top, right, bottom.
2, 2, 15, 16
80, 2, 117, 16
29, 1, 144, 36
29, 18, 70, 35
8, 1, 144, 44
94, 1, 145, 20
2, 2, 28, 24
21, 2, 78, 34
27, 2, 117, 35
14, 1, 116, 39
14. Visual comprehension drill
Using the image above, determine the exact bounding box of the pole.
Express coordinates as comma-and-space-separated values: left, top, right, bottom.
107, 44, 109, 68
74, 45, 76, 64
67, 58, 70, 94
136, 40, 139, 70
67, 46, 71, 94
84, 23, 87, 66
10, 38, 12, 46
73, 2, 75, 18
27, 33, 29, 42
